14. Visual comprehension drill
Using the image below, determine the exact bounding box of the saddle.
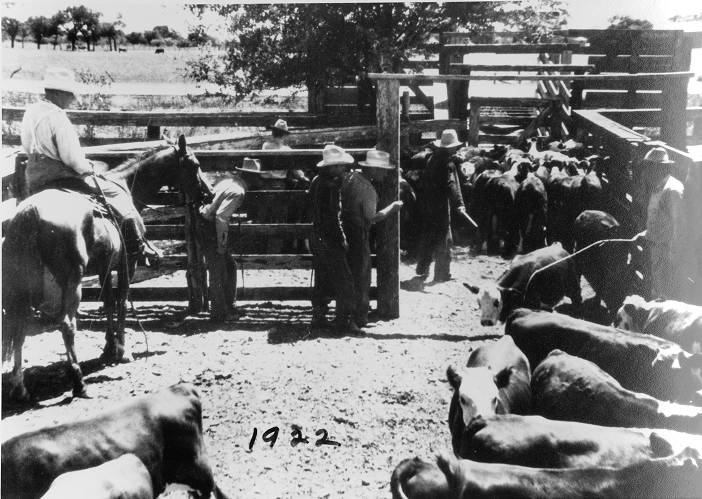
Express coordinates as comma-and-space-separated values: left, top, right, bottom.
46, 178, 117, 221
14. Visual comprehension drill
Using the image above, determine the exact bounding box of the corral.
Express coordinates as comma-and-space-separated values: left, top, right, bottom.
2, 27, 702, 498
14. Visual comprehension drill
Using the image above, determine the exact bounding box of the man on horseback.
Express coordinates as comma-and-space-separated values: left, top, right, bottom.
20, 67, 161, 267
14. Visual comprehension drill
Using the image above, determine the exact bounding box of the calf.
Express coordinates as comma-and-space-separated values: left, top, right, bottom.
533, 349, 702, 434
573, 210, 643, 316
452, 413, 702, 468
515, 173, 547, 253
506, 308, 702, 403
464, 243, 581, 326
1, 384, 228, 499
616, 295, 702, 354
548, 171, 603, 251
40, 454, 153, 499
391, 448, 702, 499
446, 336, 531, 454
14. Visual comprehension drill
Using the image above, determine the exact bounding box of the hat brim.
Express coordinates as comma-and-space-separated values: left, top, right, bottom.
316, 152, 355, 168
358, 161, 395, 169
235, 167, 263, 174
432, 140, 464, 149
643, 159, 675, 164
43, 81, 80, 95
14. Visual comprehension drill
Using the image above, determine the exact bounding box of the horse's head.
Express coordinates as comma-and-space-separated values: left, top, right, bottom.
172, 135, 207, 203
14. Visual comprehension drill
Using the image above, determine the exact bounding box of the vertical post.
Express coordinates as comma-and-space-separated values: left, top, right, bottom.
660, 32, 689, 148
375, 77, 400, 319
184, 204, 207, 313
401, 90, 410, 149
146, 125, 160, 140
468, 103, 480, 146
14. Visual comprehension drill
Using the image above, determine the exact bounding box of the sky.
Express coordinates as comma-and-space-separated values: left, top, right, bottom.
1, 0, 700, 35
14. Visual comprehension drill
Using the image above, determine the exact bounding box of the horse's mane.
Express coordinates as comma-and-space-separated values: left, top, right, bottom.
108, 144, 173, 178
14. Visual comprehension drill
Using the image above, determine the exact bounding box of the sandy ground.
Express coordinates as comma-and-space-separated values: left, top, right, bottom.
1, 248, 535, 498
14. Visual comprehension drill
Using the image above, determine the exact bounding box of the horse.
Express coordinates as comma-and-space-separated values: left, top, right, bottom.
2, 135, 204, 403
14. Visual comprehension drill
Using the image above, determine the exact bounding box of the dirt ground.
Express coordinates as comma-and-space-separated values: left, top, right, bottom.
1, 248, 586, 498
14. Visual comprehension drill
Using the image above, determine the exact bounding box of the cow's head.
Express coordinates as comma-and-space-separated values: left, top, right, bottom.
614, 295, 649, 331
464, 282, 522, 326
447, 365, 513, 427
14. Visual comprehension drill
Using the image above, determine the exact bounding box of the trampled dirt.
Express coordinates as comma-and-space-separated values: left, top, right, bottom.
1, 249, 586, 498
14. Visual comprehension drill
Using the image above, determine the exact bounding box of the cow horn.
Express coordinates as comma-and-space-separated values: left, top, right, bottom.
463, 283, 480, 294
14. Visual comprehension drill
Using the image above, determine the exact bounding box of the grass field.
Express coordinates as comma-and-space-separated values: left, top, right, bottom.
1, 45, 209, 83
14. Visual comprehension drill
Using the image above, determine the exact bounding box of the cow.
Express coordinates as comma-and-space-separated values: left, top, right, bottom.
469, 168, 502, 252
1, 384, 228, 499
533, 349, 702, 434
506, 308, 702, 403
480, 172, 520, 255
616, 295, 702, 354
446, 336, 531, 454
118, 48, 128, 53
451, 413, 702, 468
515, 172, 547, 253
573, 209, 644, 318
464, 243, 581, 326
40, 454, 153, 499
390, 448, 702, 499
154, 48, 165, 54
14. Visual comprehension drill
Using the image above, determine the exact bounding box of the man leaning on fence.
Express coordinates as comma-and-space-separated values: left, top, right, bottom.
19, 66, 161, 267
309, 145, 361, 335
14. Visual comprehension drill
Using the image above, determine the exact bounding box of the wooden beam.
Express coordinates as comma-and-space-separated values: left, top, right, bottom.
407, 83, 435, 112
368, 71, 693, 82
146, 223, 313, 240
468, 97, 560, 107
442, 42, 588, 54
375, 78, 400, 319
573, 109, 650, 143
449, 63, 594, 72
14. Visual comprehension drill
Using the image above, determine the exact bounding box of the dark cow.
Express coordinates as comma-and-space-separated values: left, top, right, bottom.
154, 48, 165, 54
464, 243, 581, 326
533, 349, 702, 434
452, 413, 702, 468
506, 309, 702, 403
118, 48, 128, 53
548, 170, 603, 251
446, 336, 531, 454
573, 210, 644, 317
40, 454, 153, 499
390, 448, 702, 499
479, 171, 520, 255
469, 168, 501, 252
515, 172, 547, 253
1, 384, 228, 499
616, 295, 702, 354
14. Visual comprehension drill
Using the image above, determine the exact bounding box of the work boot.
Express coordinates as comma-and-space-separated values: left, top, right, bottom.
333, 315, 365, 336
122, 219, 162, 268
141, 238, 163, 269
311, 307, 329, 328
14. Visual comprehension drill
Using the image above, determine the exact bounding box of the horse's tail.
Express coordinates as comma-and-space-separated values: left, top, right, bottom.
2, 203, 43, 361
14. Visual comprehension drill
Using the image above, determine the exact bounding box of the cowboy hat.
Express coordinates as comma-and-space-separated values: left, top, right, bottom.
317, 144, 355, 168
43, 66, 82, 95
642, 147, 675, 164
358, 148, 395, 169
433, 129, 463, 149
267, 119, 290, 135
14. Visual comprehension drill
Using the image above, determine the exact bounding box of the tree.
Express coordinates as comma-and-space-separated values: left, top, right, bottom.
187, 25, 217, 46
64, 5, 101, 50
99, 21, 124, 50
26, 16, 50, 49
47, 11, 68, 50
2, 17, 22, 48
125, 31, 146, 45
186, 2, 568, 110
607, 15, 653, 30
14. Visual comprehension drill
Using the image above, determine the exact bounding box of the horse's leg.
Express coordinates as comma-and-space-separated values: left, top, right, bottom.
100, 269, 117, 363
60, 277, 88, 398
114, 262, 134, 363
5, 310, 31, 402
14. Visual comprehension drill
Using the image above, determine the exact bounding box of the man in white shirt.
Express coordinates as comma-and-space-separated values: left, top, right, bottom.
20, 67, 160, 266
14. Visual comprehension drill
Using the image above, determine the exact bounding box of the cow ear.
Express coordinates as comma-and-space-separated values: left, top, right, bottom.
649, 432, 674, 458
494, 367, 513, 388
463, 283, 480, 294
446, 365, 462, 390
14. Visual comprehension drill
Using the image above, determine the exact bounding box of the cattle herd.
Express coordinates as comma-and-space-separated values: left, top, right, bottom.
2, 136, 702, 498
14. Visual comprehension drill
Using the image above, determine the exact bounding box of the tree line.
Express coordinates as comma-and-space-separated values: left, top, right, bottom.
1, 5, 217, 51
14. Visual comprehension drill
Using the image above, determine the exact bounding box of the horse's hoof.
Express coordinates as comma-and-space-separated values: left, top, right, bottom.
73, 387, 91, 399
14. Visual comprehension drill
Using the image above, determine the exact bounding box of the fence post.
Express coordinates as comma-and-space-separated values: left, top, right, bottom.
184, 204, 207, 313
660, 32, 690, 148
468, 103, 480, 146
375, 77, 400, 319
146, 125, 160, 140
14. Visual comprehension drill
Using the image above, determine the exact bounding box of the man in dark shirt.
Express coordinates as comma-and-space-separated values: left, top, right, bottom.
309, 145, 361, 334
414, 129, 474, 283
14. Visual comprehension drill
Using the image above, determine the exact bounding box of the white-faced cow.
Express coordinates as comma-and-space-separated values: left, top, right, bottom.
533, 349, 702, 434
40, 454, 153, 499
391, 447, 702, 499
446, 336, 531, 454
464, 243, 581, 326
1, 384, 228, 499
506, 308, 702, 404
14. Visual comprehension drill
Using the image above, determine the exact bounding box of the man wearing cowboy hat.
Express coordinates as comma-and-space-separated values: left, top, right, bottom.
20, 66, 161, 266
412, 129, 473, 283
341, 148, 403, 326
309, 144, 360, 334
262, 118, 310, 188
636, 146, 692, 301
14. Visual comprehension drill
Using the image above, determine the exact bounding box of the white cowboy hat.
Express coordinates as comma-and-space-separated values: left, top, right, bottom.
235, 157, 263, 173
267, 119, 290, 135
358, 148, 395, 169
43, 66, 81, 95
643, 147, 675, 164
433, 129, 463, 149
316, 144, 355, 168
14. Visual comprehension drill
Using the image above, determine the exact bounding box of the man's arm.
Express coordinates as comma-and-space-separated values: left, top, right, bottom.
371, 201, 403, 225
52, 113, 93, 176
